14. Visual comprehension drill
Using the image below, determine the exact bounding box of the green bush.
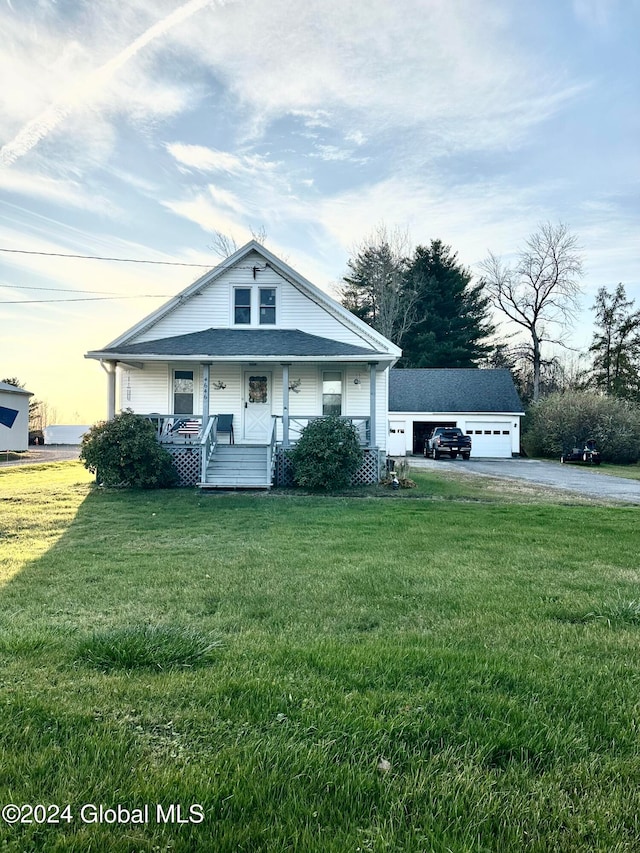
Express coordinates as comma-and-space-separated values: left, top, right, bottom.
523, 391, 640, 464
80, 411, 180, 488
289, 416, 364, 490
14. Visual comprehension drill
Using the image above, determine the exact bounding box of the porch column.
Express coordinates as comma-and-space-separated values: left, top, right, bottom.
281, 363, 290, 448
101, 360, 117, 420
368, 362, 378, 448
201, 363, 210, 426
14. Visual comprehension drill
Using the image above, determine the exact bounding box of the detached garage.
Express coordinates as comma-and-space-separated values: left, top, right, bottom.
388, 369, 524, 458
0, 381, 33, 452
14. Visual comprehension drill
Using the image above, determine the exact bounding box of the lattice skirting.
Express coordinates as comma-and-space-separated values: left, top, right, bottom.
165, 446, 200, 486
274, 448, 383, 487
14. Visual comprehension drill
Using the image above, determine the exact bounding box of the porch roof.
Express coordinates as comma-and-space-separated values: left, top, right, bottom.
87, 328, 388, 361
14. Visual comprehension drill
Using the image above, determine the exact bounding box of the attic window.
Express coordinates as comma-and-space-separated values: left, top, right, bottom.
234, 288, 251, 324
259, 288, 276, 324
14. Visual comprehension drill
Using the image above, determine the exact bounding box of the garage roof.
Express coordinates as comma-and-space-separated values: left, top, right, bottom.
389, 369, 524, 413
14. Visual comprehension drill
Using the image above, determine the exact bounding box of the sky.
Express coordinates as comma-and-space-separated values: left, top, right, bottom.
0, 0, 638, 424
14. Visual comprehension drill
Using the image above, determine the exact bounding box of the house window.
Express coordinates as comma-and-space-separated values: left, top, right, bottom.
322, 371, 342, 416
234, 288, 251, 324
173, 370, 194, 414
259, 288, 276, 325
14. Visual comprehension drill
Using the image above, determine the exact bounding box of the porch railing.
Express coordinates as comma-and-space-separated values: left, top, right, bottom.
199, 416, 218, 483
267, 416, 278, 483
145, 414, 203, 444
280, 416, 371, 446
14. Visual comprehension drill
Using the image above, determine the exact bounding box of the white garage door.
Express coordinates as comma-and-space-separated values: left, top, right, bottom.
465, 422, 512, 458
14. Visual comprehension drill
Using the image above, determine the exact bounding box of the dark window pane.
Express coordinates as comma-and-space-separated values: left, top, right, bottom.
260, 306, 275, 324
322, 395, 342, 416
235, 289, 251, 324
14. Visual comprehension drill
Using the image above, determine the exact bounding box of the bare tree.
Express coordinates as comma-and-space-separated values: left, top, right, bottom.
209, 225, 268, 259
479, 222, 583, 402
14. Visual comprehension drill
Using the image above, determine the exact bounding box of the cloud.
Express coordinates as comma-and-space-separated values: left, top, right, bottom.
0, 167, 118, 214
169, 0, 584, 152
0, 0, 219, 166
166, 143, 278, 176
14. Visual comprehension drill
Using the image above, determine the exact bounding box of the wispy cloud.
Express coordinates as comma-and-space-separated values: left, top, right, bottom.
166, 143, 278, 176
0, 0, 219, 166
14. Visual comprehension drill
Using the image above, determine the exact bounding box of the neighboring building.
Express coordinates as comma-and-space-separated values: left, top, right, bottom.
86, 241, 401, 488
43, 425, 91, 445
0, 381, 33, 452
388, 369, 524, 458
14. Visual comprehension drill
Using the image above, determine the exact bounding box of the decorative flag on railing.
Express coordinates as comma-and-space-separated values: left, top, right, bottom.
0, 406, 19, 428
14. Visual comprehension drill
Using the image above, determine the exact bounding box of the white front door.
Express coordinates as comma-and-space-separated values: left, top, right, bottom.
243, 371, 272, 441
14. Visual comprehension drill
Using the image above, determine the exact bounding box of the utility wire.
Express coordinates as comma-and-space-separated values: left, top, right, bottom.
0, 247, 213, 267
1, 283, 172, 296
0, 295, 171, 304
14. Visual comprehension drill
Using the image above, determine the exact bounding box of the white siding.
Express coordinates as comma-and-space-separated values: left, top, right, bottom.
0, 389, 29, 452
129, 251, 376, 350
119, 363, 169, 413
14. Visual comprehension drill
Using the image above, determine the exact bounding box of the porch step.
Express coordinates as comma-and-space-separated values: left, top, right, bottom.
200, 443, 272, 490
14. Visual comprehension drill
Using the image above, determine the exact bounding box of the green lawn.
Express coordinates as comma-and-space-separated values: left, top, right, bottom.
1, 463, 639, 852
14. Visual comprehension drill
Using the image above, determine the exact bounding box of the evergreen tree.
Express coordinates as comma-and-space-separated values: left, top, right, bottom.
400, 240, 493, 368
341, 226, 413, 343
589, 283, 640, 400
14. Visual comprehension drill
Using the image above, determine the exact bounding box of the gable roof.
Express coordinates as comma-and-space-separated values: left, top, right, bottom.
389, 369, 524, 413
0, 381, 33, 397
91, 328, 386, 360
99, 241, 401, 359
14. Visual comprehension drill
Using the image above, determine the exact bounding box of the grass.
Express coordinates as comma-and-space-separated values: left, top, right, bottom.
1, 462, 640, 851
597, 462, 640, 481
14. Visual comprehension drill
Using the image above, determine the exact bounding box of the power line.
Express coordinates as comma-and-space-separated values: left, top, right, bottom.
0, 283, 172, 296
0, 247, 213, 267
0, 295, 171, 304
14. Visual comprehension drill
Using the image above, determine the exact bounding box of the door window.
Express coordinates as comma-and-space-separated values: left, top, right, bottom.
248, 375, 268, 404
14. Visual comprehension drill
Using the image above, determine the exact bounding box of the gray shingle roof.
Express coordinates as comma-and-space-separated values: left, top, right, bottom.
389, 369, 524, 413
99, 328, 383, 358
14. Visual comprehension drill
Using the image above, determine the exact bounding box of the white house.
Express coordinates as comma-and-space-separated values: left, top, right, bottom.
0, 381, 33, 452
86, 241, 401, 488
388, 369, 524, 458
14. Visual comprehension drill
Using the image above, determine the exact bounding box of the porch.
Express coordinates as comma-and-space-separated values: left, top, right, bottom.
144, 413, 376, 488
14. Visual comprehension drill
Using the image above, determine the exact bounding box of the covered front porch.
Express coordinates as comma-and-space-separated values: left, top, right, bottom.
142, 411, 375, 488
106, 358, 386, 488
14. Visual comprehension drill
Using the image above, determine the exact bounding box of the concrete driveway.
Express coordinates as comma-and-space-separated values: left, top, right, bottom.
409, 456, 640, 504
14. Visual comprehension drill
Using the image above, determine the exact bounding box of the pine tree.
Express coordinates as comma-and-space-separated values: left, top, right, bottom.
400, 240, 493, 368
589, 283, 640, 400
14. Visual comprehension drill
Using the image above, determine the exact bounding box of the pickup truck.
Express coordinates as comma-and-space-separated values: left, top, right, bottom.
424, 427, 472, 460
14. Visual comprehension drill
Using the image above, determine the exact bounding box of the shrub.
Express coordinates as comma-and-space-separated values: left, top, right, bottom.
289, 416, 364, 490
523, 391, 640, 464
80, 411, 180, 488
